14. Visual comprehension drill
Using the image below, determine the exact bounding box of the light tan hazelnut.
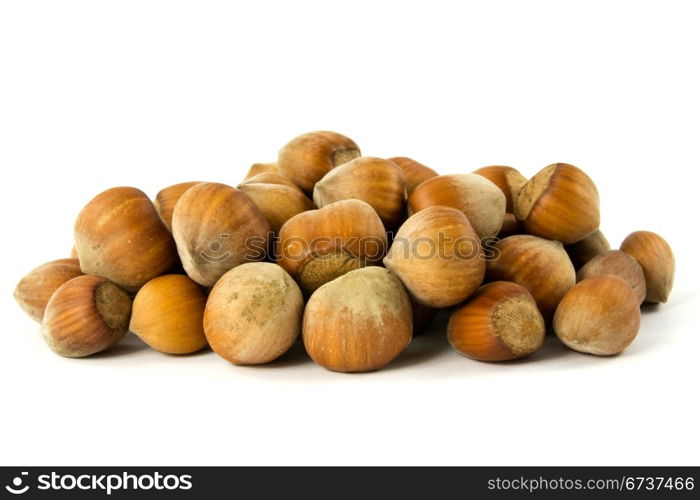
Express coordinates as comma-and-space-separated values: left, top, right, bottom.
384, 206, 486, 308
14, 258, 83, 322
204, 263, 304, 364
554, 275, 641, 356
577, 250, 646, 304
407, 174, 506, 238
303, 267, 412, 372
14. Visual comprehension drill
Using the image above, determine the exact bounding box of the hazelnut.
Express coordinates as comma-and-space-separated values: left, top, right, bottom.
565, 229, 610, 269
204, 262, 304, 365
240, 171, 301, 191
74, 186, 178, 291
383, 206, 486, 308
14, 258, 83, 322
238, 182, 315, 234
70, 246, 79, 259
303, 267, 412, 372
313, 156, 407, 230
553, 275, 641, 356
620, 231, 675, 303
244, 162, 279, 180
448, 281, 545, 361
154, 181, 201, 231
407, 174, 506, 238
514, 163, 600, 244
576, 250, 646, 305
129, 274, 208, 354
388, 156, 438, 194
42, 275, 132, 357
171, 182, 271, 287
486, 235, 575, 320
473, 165, 527, 213
277, 199, 387, 294
278, 131, 360, 193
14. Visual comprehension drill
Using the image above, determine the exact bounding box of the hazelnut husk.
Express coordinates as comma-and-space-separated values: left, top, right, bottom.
204, 262, 304, 365
514, 163, 600, 244
384, 206, 486, 308
577, 250, 646, 305
278, 131, 360, 193
486, 235, 575, 320
565, 229, 610, 269
620, 231, 675, 303
130, 274, 208, 354
154, 181, 202, 231
473, 165, 527, 213
448, 281, 545, 361
553, 275, 641, 356
74, 186, 178, 291
14, 258, 83, 322
388, 157, 438, 194
42, 275, 132, 357
313, 156, 407, 230
407, 173, 506, 238
303, 267, 412, 372
171, 182, 271, 287
238, 182, 315, 234
277, 199, 387, 294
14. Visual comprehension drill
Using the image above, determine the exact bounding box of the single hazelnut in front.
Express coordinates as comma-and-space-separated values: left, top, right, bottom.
576, 250, 646, 305
313, 157, 407, 230
514, 163, 600, 244
238, 182, 315, 234
276, 199, 387, 294
473, 165, 527, 214
448, 281, 545, 361
204, 263, 304, 365
620, 231, 675, 303
383, 206, 486, 308
42, 275, 132, 357
74, 187, 179, 291
129, 274, 208, 354
388, 157, 438, 194
486, 235, 576, 320
565, 229, 611, 269
171, 182, 271, 287
407, 174, 506, 238
553, 275, 641, 356
303, 267, 412, 372
278, 131, 360, 193
14, 258, 83, 322
243, 162, 280, 180
154, 181, 201, 231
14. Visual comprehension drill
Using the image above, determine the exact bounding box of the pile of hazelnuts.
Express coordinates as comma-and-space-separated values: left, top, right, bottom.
14, 131, 675, 372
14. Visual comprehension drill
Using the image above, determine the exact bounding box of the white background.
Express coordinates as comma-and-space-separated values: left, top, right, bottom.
1, 1, 698, 466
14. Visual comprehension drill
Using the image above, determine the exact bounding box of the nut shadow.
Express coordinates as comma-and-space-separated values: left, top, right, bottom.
236, 339, 311, 369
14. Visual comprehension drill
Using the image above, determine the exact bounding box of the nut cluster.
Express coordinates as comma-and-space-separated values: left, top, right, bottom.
14, 130, 676, 372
